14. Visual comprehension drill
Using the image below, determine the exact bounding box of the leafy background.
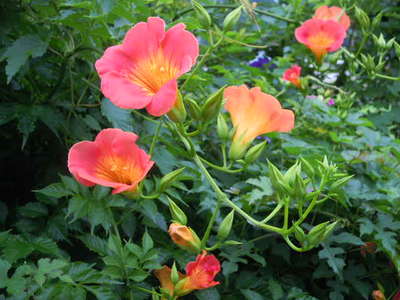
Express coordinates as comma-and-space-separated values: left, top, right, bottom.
0, 0, 400, 299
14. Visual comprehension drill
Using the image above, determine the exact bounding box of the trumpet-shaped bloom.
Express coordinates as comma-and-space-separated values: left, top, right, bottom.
314, 6, 350, 31
155, 253, 221, 298
295, 19, 346, 62
168, 223, 201, 252
68, 128, 154, 194
182, 252, 221, 290
95, 17, 199, 116
154, 266, 185, 297
224, 85, 295, 159
283, 65, 302, 88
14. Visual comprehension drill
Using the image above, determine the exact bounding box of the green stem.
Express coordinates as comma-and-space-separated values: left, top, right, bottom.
192, 154, 283, 234
355, 33, 369, 57
199, 156, 244, 173
181, 37, 224, 90
150, 120, 162, 156
201, 199, 221, 248
221, 144, 227, 168
375, 73, 400, 81
283, 199, 289, 230
175, 5, 296, 23
283, 235, 306, 252
286, 195, 319, 235
261, 202, 283, 224
130, 285, 162, 297
308, 75, 348, 94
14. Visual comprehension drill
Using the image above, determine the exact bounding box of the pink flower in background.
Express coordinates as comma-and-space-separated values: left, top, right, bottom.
95, 17, 199, 116
68, 128, 154, 194
283, 65, 302, 88
295, 19, 346, 63
313, 6, 351, 31
327, 98, 335, 106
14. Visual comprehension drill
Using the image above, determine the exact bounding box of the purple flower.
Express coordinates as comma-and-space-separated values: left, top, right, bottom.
327, 98, 335, 106
256, 136, 272, 143
248, 51, 272, 68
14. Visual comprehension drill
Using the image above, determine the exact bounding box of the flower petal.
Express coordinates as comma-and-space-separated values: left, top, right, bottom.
100, 72, 152, 109
146, 79, 177, 116
162, 23, 199, 74
95, 45, 134, 76
122, 17, 166, 61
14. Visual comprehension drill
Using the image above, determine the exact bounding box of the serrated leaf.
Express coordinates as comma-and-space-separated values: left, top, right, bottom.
331, 232, 364, 246
2, 34, 48, 82
268, 279, 284, 300
241, 289, 264, 300
35, 183, 73, 198
79, 234, 109, 256
195, 288, 220, 300
0, 259, 11, 288
18, 202, 48, 218
101, 98, 133, 131
318, 246, 345, 277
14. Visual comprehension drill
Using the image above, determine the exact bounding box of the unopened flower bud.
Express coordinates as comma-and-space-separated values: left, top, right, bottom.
168, 223, 201, 253
223, 6, 242, 31
372, 290, 386, 300
168, 91, 187, 123
244, 141, 267, 164
201, 86, 225, 123
192, 0, 212, 28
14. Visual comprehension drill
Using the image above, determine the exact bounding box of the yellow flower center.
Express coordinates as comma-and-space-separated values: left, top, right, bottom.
127, 51, 179, 96
95, 155, 141, 185
308, 32, 334, 59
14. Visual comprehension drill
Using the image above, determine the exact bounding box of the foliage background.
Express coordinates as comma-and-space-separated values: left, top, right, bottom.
0, 0, 400, 299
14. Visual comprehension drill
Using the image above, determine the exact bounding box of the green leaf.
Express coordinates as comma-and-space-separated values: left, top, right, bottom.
85, 286, 117, 300
79, 234, 109, 256
318, 246, 345, 278
142, 231, 153, 253
35, 183, 73, 198
222, 261, 238, 278
18, 202, 48, 218
0, 259, 11, 288
268, 279, 284, 300
241, 289, 264, 300
1, 34, 48, 82
195, 288, 220, 300
331, 232, 364, 246
101, 98, 133, 131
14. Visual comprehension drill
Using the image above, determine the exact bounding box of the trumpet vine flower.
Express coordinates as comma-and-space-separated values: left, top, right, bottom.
68, 128, 154, 194
95, 17, 199, 116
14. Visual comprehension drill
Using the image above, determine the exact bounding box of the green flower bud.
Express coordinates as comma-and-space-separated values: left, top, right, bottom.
217, 114, 230, 141
186, 97, 202, 120
168, 198, 188, 225
192, 0, 212, 28
330, 175, 353, 190
354, 6, 370, 30
244, 141, 267, 164
167, 91, 187, 123
160, 167, 186, 192
294, 224, 306, 244
223, 6, 242, 31
171, 262, 179, 285
300, 157, 315, 179
217, 210, 235, 241
201, 86, 225, 122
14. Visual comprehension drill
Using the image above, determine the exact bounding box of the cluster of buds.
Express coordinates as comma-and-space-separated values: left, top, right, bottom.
153, 198, 225, 299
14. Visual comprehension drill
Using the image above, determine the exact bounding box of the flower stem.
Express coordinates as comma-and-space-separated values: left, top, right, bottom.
261, 202, 283, 224
201, 199, 221, 248
181, 37, 224, 90
150, 120, 162, 156
192, 154, 283, 234
199, 156, 244, 173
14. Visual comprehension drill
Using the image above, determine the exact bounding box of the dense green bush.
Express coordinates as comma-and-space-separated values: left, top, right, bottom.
1, 0, 400, 299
